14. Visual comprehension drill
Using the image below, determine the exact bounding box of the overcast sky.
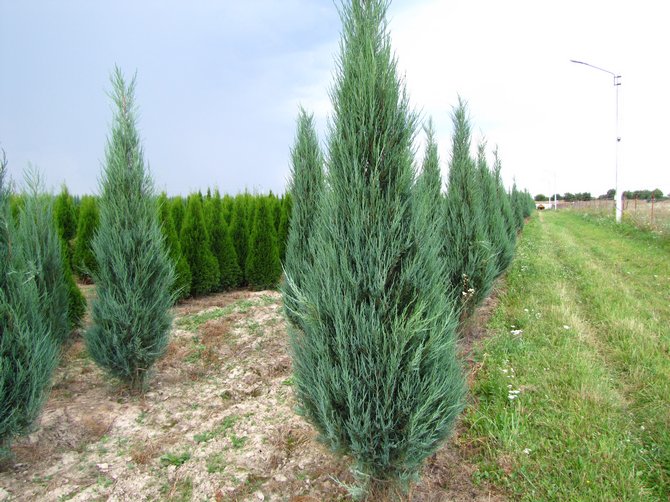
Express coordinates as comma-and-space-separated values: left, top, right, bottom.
2, 0, 668, 198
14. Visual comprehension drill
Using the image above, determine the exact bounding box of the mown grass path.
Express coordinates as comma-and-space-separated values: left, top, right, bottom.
464, 211, 669, 500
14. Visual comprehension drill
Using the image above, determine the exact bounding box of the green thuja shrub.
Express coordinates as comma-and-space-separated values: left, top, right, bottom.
85, 68, 176, 392
277, 194, 291, 262
181, 194, 219, 296
0, 152, 60, 459
283, 108, 324, 322
62, 245, 86, 330
9, 194, 24, 225
222, 194, 234, 226
444, 98, 497, 313
246, 197, 281, 290
229, 196, 249, 284
284, 1, 465, 493
54, 184, 77, 250
171, 196, 185, 236
53, 185, 86, 329
73, 195, 99, 281
158, 193, 191, 301
208, 190, 241, 290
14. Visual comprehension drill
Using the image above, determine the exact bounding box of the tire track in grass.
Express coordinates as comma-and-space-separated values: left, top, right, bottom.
543, 212, 670, 496
464, 212, 664, 500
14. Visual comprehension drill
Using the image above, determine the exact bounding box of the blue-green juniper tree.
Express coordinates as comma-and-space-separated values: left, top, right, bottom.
0, 153, 60, 458
85, 68, 176, 392
283, 0, 465, 492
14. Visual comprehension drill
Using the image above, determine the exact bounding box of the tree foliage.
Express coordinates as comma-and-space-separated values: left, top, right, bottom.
246, 198, 281, 290
444, 98, 496, 313
208, 190, 241, 290
73, 195, 99, 281
0, 152, 60, 458
283, 108, 324, 322
158, 193, 191, 301
53, 185, 86, 329
284, 1, 465, 490
86, 68, 176, 392
492, 147, 516, 272
181, 194, 219, 296
170, 196, 185, 235
13, 173, 71, 345
229, 196, 249, 284
54, 184, 77, 244
277, 194, 291, 262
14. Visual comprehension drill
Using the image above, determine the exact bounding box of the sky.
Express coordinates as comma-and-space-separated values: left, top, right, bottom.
1, 0, 669, 198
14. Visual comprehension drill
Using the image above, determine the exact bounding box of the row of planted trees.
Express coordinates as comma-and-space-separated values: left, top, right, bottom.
4, 185, 291, 339
47, 186, 291, 298
1, 0, 535, 495
282, 0, 534, 496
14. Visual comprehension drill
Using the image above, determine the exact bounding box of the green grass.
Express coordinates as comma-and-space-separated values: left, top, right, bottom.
159, 451, 191, 468
175, 296, 272, 332
465, 211, 669, 500
193, 415, 238, 444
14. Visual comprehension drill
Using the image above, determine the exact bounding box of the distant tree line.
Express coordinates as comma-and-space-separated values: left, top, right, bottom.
536, 188, 668, 202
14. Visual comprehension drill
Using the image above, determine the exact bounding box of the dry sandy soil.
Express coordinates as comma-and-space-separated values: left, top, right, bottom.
0, 288, 503, 501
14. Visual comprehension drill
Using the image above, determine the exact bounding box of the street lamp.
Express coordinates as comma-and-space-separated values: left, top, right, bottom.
570, 59, 622, 222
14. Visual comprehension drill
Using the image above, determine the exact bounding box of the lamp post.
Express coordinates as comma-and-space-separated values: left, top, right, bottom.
570, 59, 622, 222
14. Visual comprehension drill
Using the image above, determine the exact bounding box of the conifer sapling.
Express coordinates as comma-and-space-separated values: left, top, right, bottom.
85, 68, 176, 392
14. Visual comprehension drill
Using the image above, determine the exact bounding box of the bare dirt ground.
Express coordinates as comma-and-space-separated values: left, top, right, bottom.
0, 288, 504, 501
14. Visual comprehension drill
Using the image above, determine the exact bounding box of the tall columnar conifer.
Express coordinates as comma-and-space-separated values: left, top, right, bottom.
54, 184, 77, 245
271, 193, 281, 231
85, 68, 176, 392
73, 195, 99, 281
492, 147, 516, 269
229, 197, 249, 284
222, 195, 234, 226
444, 98, 497, 312
208, 189, 241, 290
62, 247, 86, 330
510, 181, 525, 231
476, 142, 507, 278
284, 1, 465, 490
14, 173, 71, 345
0, 152, 60, 458
53, 184, 86, 329
245, 198, 281, 290
181, 194, 219, 296
276, 194, 291, 262
284, 108, 324, 323
171, 196, 185, 236
158, 193, 191, 301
